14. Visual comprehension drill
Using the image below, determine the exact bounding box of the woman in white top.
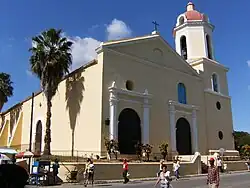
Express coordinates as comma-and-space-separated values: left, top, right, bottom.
173, 160, 180, 180
154, 165, 172, 188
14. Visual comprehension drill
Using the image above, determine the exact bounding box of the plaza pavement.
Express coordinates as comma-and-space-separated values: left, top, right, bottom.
26, 171, 250, 188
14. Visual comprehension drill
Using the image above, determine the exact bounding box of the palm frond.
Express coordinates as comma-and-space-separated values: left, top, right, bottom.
29, 28, 74, 98
0, 72, 14, 103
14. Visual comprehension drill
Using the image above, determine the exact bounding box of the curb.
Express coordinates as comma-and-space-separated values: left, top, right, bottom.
64, 170, 249, 186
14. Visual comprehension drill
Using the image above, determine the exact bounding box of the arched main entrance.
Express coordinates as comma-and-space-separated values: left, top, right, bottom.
34, 120, 42, 154
118, 108, 141, 154
176, 118, 192, 155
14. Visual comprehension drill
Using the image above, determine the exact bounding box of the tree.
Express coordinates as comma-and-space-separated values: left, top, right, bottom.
242, 144, 250, 157
159, 142, 168, 160
233, 131, 250, 155
29, 28, 73, 155
0, 72, 13, 112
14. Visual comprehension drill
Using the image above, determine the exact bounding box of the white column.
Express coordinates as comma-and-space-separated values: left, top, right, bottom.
169, 104, 176, 152
143, 89, 150, 144
192, 109, 198, 152
109, 82, 118, 140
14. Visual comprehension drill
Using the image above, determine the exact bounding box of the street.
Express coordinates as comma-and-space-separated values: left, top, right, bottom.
26, 172, 250, 188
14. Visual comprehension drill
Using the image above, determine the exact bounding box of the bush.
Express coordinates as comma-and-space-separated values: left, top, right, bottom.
159, 142, 168, 160
143, 144, 153, 162
242, 144, 250, 157
104, 138, 119, 160
135, 142, 143, 161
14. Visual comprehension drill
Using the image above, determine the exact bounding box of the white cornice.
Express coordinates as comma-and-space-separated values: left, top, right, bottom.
204, 89, 231, 99
108, 83, 152, 99
168, 100, 199, 110
102, 34, 159, 47
174, 21, 214, 32
190, 58, 229, 72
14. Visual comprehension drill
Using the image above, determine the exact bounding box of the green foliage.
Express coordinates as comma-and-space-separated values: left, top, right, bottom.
242, 144, 250, 157
143, 144, 153, 161
0, 72, 13, 111
233, 131, 250, 156
159, 142, 168, 160
104, 138, 119, 160
135, 142, 143, 160
29, 28, 73, 98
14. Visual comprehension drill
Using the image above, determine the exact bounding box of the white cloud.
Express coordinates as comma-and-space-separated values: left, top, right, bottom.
247, 60, 250, 67
26, 70, 33, 77
67, 36, 101, 70
28, 19, 132, 72
106, 19, 132, 40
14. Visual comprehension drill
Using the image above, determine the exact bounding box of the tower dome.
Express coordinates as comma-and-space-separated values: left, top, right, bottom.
173, 2, 215, 61
185, 2, 204, 21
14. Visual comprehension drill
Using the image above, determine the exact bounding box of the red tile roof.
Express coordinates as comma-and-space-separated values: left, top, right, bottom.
185, 10, 204, 21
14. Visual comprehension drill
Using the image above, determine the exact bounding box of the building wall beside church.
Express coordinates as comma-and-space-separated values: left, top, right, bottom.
0, 60, 104, 156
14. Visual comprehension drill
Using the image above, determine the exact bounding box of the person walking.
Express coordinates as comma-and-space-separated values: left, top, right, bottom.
154, 165, 172, 188
52, 158, 60, 185
173, 160, 180, 180
84, 158, 94, 187
217, 157, 223, 173
122, 159, 129, 184
207, 158, 220, 188
245, 158, 250, 171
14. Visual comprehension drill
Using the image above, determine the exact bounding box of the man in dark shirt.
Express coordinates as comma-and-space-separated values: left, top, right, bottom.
207, 157, 220, 188
52, 159, 60, 184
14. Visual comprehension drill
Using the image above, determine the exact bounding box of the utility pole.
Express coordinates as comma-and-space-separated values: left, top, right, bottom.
28, 92, 35, 173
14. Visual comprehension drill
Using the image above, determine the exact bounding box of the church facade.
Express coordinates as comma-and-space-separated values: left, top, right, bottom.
0, 2, 235, 157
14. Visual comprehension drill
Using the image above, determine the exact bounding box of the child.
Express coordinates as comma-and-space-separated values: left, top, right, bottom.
155, 165, 172, 188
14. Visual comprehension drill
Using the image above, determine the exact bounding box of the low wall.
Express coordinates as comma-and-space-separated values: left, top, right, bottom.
58, 155, 201, 182
225, 161, 248, 171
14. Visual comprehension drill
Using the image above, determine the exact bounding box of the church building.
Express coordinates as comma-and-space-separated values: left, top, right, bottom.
0, 2, 235, 157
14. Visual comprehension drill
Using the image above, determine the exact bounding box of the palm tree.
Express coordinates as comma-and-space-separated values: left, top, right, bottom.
29, 28, 73, 155
0, 72, 13, 112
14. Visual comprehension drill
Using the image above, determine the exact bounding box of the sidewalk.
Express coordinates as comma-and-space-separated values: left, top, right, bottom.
65, 170, 249, 185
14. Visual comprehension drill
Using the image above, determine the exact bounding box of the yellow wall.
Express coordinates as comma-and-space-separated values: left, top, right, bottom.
9, 112, 23, 150
0, 120, 9, 147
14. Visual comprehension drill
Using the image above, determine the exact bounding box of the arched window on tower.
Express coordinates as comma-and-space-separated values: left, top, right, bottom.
211, 73, 219, 92
180, 36, 187, 60
178, 83, 187, 104
179, 16, 184, 25
206, 34, 213, 59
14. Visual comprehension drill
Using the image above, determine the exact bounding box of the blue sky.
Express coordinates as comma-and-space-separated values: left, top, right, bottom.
0, 1, 249, 132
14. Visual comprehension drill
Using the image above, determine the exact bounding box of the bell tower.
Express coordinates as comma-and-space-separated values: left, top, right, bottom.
173, 2, 215, 62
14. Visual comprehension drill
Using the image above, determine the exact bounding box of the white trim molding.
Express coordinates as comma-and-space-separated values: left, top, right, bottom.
169, 100, 199, 110
204, 89, 231, 99
108, 81, 152, 145
168, 100, 199, 154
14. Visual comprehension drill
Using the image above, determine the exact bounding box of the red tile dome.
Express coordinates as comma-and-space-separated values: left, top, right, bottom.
185, 2, 204, 21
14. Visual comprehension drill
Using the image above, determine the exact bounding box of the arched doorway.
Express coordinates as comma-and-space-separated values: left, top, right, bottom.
176, 118, 192, 155
34, 120, 42, 154
118, 108, 141, 154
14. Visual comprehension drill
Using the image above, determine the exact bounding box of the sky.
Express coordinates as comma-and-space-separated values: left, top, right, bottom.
0, 0, 249, 132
